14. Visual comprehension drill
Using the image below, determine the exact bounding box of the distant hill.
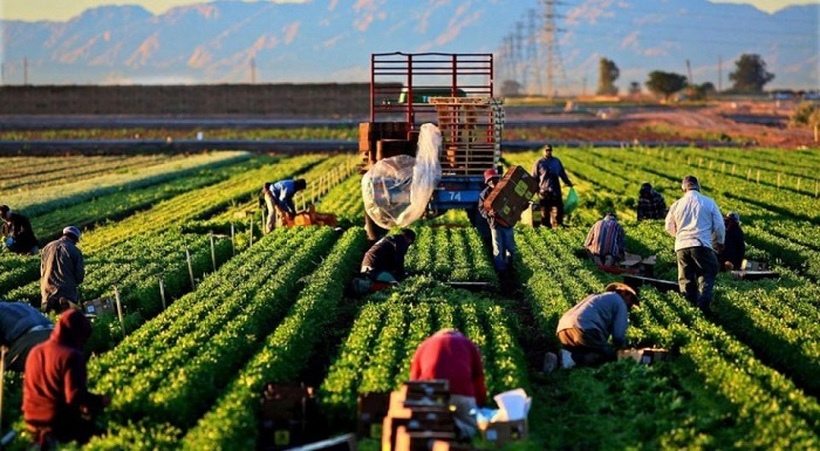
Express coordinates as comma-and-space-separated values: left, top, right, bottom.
0, 0, 816, 91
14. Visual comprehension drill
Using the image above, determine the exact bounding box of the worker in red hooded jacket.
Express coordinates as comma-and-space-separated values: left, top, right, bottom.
410, 329, 486, 440
23, 309, 110, 447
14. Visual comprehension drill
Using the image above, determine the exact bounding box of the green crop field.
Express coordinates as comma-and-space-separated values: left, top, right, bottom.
1, 147, 818, 450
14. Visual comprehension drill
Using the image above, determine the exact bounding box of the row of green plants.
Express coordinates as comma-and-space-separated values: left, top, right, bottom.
1, 154, 174, 194
318, 276, 529, 425
515, 226, 820, 448
404, 226, 498, 283
8, 151, 250, 217
81, 154, 323, 253
80, 228, 338, 442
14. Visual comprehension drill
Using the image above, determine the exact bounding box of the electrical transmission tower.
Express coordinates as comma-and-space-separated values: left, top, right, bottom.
540, 0, 566, 98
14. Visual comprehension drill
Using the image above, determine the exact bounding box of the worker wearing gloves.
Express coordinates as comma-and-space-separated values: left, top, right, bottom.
532, 144, 573, 228
0, 302, 54, 372
410, 329, 486, 440
40, 226, 85, 313
479, 168, 516, 277
636, 182, 667, 220
554, 282, 639, 368
665, 175, 725, 314
359, 228, 415, 284
584, 212, 626, 267
262, 178, 307, 233
23, 309, 110, 447
1, 205, 39, 255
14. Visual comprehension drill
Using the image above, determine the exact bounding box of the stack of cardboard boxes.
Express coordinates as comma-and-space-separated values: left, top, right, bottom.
380, 380, 457, 450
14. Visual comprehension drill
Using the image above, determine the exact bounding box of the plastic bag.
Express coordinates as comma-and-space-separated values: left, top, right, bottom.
564, 187, 579, 216
362, 123, 442, 229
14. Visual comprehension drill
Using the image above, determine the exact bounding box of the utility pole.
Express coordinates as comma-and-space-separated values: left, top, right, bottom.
23, 58, 28, 85
250, 57, 256, 84
526, 8, 539, 96
515, 21, 525, 92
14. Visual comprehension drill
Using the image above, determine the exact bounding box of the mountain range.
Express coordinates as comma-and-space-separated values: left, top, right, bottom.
1, 0, 817, 92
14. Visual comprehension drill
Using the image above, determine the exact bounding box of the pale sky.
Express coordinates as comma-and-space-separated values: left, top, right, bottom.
0, 0, 816, 21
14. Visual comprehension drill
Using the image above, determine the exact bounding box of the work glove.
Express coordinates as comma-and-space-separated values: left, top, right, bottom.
4, 237, 13, 248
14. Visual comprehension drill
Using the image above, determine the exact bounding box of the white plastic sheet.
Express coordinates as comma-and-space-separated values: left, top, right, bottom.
362, 123, 442, 229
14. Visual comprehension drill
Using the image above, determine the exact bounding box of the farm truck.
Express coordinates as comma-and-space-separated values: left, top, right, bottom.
358, 52, 505, 240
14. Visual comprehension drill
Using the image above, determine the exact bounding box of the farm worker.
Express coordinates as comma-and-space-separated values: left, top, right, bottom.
554, 282, 639, 368
584, 212, 625, 267
359, 228, 416, 284
262, 178, 307, 233
532, 144, 573, 228
479, 168, 516, 276
410, 329, 486, 440
636, 182, 667, 220
717, 211, 745, 271
0, 204, 39, 255
40, 226, 85, 314
0, 301, 54, 373
665, 175, 725, 314
23, 309, 110, 447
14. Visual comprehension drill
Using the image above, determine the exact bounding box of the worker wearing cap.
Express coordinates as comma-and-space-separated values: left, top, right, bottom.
532, 144, 573, 228
478, 168, 516, 276
636, 182, 667, 220
410, 329, 486, 440
0, 302, 54, 372
1, 204, 39, 255
665, 175, 725, 313
555, 282, 640, 367
262, 178, 307, 233
584, 212, 626, 267
40, 226, 85, 313
718, 211, 745, 271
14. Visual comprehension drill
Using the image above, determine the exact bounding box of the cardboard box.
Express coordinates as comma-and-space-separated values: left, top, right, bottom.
483, 166, 538, 227
480, 419, 528, 446
83, 297, 116, 317
382, 411, 455, 451
394, 427, 456, 451
617, 348, 670, 365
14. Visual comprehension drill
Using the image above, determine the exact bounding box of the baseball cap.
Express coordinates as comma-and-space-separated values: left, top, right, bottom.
63, 226, 81, 240
484, 168, 500, 184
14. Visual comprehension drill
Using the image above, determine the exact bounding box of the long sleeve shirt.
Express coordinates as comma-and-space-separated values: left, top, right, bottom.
0, 303, 52, 346
410, 330, 487, 405
3, 212, 38, 254
23, 310, 105, 428
557, 292, 629, 348
478, 185, 511, 229
40, 236, 85, 304
636, 190, 667, 220
665, 190, 725, 252
585, 215, 625, 258
360, 235, 410, 278
270, 179, 299, 215
532, 156, 572, 196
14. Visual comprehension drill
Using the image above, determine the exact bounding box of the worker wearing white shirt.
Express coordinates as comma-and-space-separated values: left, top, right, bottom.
665, 175, 725, 314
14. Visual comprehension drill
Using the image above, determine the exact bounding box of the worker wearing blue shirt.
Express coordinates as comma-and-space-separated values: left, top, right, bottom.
262, 178, 306, 233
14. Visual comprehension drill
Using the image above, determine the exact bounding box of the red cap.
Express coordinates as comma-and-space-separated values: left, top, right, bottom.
484, 168, 499, 183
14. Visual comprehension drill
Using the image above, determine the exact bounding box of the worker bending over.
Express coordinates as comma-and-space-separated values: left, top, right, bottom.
584, 212, 625, 267
360, 228, 416, 284
718, 211, 745, 270
261, 178, 307, 233
636, 182, 667, 220
555, 282, 639, 368
40, 226, 84, 313
1, 204, 39, 255
410, 329, 487, 440
0, 301, 54, 372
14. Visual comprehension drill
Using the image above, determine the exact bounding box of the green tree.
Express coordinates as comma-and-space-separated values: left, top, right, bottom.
597, 58, 619, 96
645, 71, 688, 101
500, 79, 522, 97
628, 81, 641, 95
729, 54, 775, 93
